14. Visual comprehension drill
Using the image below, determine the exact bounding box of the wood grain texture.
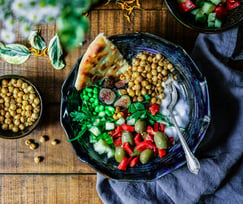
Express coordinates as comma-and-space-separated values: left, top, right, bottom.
0, 1, 199, 203
0, 175, 101, 204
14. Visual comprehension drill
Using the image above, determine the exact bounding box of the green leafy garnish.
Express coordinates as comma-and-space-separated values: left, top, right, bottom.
47, 34, 65, 70
0, 42, 32, 64
28, 30, 47, 51
128, 102, 145, 113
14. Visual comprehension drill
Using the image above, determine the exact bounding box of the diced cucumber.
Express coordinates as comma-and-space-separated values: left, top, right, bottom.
115, 118, 125, 125
208, 12, 216, 22
127, 118, 135, 126
215, 18, 222, 28
195, 10, 207, 23
93, 118, 101, 126
89, 126, 101, 136
190, 8, 200, 15
105, 122, 115, 130
201, 2, 216, 14
93, 139, 114, 158
209, 0, 221, 6
208, 21, 215, 28
90, 133, 98, 143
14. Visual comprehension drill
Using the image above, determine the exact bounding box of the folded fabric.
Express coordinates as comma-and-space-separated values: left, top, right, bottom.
97, 26, 243, 204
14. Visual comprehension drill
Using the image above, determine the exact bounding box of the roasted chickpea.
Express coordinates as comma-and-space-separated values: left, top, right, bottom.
147, 73, 152, 79
151, 97, 157, 104
141, 88, 147, 95
137, 96, 144, 102
151, 63, 157, 69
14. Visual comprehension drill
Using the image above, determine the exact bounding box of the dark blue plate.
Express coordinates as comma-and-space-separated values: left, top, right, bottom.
60, 33, 211, 181
165, 0, 243, 33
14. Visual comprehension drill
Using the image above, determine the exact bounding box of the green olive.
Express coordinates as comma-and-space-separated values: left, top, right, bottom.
135, 119, 146, 133
154, 131, 168, 149
122, 131, 134, 145
140, 149, 154, 164
141, 132, 148, 139
115, 146, 126, 163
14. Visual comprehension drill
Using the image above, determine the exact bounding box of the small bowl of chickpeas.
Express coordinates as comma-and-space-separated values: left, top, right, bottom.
0, 75, 43, 139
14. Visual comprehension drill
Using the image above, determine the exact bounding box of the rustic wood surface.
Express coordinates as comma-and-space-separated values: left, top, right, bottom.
0, 1, 199, 203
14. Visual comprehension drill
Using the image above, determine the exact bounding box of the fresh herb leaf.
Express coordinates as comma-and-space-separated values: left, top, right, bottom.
47, 34, 65, 70
0, 42, 32, 64
148, 112, 174, 127
128, 102, 145, 113
70, 111, 87, 122
66, 125, 88, 142
28, 30, 46, 50
127, 110, 147, 121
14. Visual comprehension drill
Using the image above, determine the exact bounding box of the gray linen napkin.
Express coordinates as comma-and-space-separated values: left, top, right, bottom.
97, 26, 243, 204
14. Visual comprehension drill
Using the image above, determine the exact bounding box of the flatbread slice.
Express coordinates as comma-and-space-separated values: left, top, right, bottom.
75, 33, 129, 90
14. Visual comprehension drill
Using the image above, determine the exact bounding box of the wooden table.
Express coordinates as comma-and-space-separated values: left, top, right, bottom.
0, 1, 198, 203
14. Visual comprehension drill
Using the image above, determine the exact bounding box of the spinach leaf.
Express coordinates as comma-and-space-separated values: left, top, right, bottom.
47, 34, 65, 70
0, 42, 32, 64
127, 110, 147, 121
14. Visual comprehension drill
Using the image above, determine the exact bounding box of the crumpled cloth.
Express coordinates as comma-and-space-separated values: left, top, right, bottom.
96, 26, 243, 204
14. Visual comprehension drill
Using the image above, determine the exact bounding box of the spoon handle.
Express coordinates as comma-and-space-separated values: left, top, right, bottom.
170, 112, 200, 175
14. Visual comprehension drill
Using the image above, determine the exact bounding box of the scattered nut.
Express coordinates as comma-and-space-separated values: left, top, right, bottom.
39, 135, 49, 143
29, 143, 38, 150
25, 139, 32, 146
51, 139, 59, 146
34, 156, 43, 164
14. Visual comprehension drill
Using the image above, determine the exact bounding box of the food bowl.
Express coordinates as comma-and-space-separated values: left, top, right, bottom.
0, 75, 43, 139
164, 0, 243, 33
60, 33, 211, 181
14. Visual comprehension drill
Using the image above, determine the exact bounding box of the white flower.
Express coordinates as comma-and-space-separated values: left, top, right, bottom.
40, 5, 61, 23
2, 15, 16, 31
24, 6, 44, 24
11, 0, 31, 19
19, 21, 32, 38
0, 29, 16, 43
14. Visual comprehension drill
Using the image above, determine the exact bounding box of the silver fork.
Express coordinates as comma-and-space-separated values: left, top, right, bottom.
167, 84, 200, 175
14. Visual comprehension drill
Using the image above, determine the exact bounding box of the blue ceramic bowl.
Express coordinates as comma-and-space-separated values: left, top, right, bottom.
60, 33, 211, 181
165, 0, 243, 33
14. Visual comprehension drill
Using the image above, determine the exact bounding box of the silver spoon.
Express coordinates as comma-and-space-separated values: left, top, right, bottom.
167, 83, 200, 175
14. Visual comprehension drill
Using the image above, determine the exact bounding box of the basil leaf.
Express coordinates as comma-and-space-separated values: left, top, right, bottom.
148, 112, 174, 127
47, 34, 65, 70
28, 31, 46, 50
0, 42, 32, 64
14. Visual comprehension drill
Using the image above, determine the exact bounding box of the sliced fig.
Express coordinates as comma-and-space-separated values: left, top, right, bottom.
102, 77, 115, 88
115, 80, 128, 89
114, 95, 131, 109
99, 88, 116, 105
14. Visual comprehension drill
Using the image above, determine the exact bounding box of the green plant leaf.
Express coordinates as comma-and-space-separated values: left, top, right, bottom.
47, 34, 65, 70
0, 42, 32, 64
28, 30, 46, 50
128, 102, 145, 113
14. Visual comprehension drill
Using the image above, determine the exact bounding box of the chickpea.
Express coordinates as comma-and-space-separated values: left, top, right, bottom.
128, 89, 135, 97
132, 72, 140, 79
157, 66, 163, 73
132, 58, 140, 66
173, 75, 178, 80
158, 73, 163, 80
8, 86, 14, 93
147, 73, 152, 79
167, 63, 173, 70
145, 85, 152, 90
137, 66, 144, 72
156, 53, 163, 60
1, 87, 8, 94
134, 84, 141, 90
147, 56, 153, 63
151, 63, 157, 70
141, 80, 149, 87
9, 104, 16, 110
10, 79, 17, 86
145, 65, 151, 72
13, 88, 19, 95
117, 112, 124, 119
139, 60, 146, 67
141, 88, 147, 95
132, 66, 138, 72
128, 81, 134, 87
151, 97, 157, 104
9, 110, 16, 117
16, 79, 23, 87
151, 70, 157, 76
12, 126, 19, 133
158, 60, 164, 67
119, 74, 125, 80
133, 96, 137, 102
27, 85, 34, 93
158, 93, 165, 99
51, 139, 59, 146
33, 97, 40, 105
1, 79, 8, 87
119, 89, 127, 95
0, 116, 4, 122
29, 93, 35, 100
162, 70, 168, 76
0, 98, 4, 103
152, 76, 158, 82
30, 143, 37, 150
156, 99, 161, 105
34, 156, 42, 164
14, 119, 20, 126
137, 96, 144, 102
2, 123, 8, 130
31, 113, 39, 120
163, 76, 168, 82
19, 124, 25, 131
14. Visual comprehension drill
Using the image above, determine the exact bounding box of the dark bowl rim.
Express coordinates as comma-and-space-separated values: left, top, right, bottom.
0, 74, 43, 139
60, 32, 211, 181
164, 0, 243, 33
